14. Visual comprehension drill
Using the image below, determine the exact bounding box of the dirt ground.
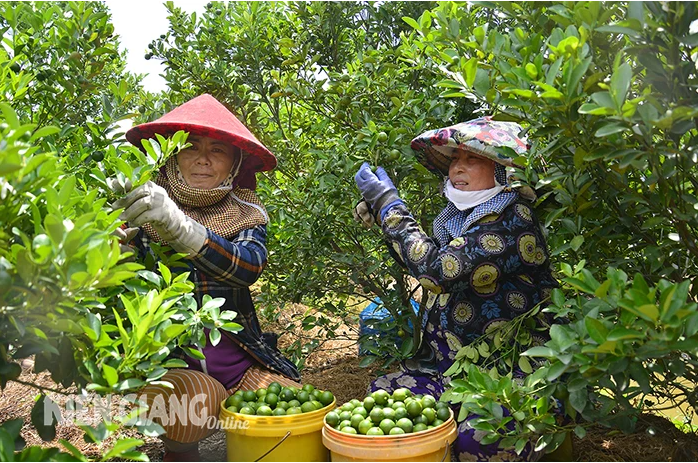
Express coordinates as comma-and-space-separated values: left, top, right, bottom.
2, 303, 698, 461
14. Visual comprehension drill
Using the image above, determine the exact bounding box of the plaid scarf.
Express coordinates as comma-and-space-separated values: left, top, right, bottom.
433, 164, 524, 246
142, 156, 268, 243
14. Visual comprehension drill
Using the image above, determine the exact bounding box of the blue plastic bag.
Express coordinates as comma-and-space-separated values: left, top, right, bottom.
358, 298, 421, 355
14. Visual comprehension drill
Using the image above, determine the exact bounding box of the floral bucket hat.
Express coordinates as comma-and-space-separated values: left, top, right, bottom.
410, 116, 528, 176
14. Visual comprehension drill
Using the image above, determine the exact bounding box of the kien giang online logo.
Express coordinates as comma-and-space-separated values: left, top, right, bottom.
43, 393, 249, 431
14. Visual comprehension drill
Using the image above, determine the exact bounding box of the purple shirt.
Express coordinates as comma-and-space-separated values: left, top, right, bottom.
185, 330, 254, 390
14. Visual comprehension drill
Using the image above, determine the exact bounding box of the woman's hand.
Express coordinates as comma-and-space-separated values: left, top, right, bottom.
354, 162, 402, 219
353, 199, 376, 227
111, 181, 207, 256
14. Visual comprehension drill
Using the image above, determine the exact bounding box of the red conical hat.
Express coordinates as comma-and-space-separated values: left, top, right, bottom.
126, 94, 277, 173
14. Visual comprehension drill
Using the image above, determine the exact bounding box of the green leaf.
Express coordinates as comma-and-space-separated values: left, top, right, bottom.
518, 356, 533, 374
569, 388, 587, 413
359, 355, 377, 367
574, 425, 587, 439
522, 346, 554, 357
595, 123, 629, 137
102, 364, 118, 387
570, 235, 584, 251
401, 16, 420, 32
610, 62, 632, 108
0, 102, 20, 129
103, 438, 144, 461
584, 316, 608, 344
31, 395, 59, 441
463, 57, 478, 87
606, 327, 643, 341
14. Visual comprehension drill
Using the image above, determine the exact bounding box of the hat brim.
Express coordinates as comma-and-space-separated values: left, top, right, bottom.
127, 121, 277, 172
410, 117, 527, 176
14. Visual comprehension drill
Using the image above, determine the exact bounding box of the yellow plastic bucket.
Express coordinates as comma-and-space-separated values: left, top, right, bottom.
322, 409, 458, 462
219, 399, 336, 462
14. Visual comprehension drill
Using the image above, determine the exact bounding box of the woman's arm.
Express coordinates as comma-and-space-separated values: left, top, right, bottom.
189, 225, 268, 288
381, 202, 545, 295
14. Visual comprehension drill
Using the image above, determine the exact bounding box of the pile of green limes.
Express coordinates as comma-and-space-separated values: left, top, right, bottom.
324, 388, 451, 435
224, 382, 335, 416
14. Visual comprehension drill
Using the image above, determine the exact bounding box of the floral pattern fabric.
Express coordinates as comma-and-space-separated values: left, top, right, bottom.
373, 199, 557, 461
383, 199, 557, 374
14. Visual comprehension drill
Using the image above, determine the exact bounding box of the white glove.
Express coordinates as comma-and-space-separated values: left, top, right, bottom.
113, 226, 139, 262
353, 199, 376, 228
111, 181, 207, 257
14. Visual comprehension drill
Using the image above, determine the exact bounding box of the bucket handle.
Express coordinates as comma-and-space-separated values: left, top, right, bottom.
254, 430, 292, 462
441, 440, 451, 462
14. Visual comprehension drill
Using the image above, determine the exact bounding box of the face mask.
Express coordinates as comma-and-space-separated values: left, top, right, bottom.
443, 178, 504, 211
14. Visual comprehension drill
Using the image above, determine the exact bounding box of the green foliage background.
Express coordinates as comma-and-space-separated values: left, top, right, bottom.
0, 1, 696, 460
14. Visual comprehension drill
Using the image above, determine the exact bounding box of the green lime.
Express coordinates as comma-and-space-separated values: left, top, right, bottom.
243, 390, 257, 402
433, 419, 445, 427
392, 388, 411, 402
257, 405, 273, 416
288, 399, 301, 408
338, 420, 352, 429
396, 417, 413, 433
422, 394, 437, 409
239, 406, 255, 415
264, 393, 278, 408
267, 383, 281, 395
413, 414, 428, 425
350, 399, 362, 408
268, 381, 281, 390
372, 390, 390, 406
226, 405, 238, 413
366, 427, 385, 436
369, 407, 384, 424
341, 402, 355, 412
358, 418, 373, 435
422, 408, 436, 424
302, 384, 315, 393
379, 418, 396, 435
280, 388, 295, 402
341, 426, 358, 434
363, 396, 375, 412
339, 411, 353, 422
272, 407, 286, 416
92, 151, 105, 162
392, 401, 405, 410
382, 406, 396, 420
389, 427, 406, 435
297, 391, 310, 404
319, 391, 335, 406
436, 400, 449, 409
326, 411, 340, 427
413, 423, 428, 433
286, 407, 302, 414
387, 399, 394, 407
377, 131, 388, 143
350, 413, 364, 429
352, 406, 368, 418
301, 401, 317, 413
388, 149, 401, 161
277, 401, 289, 410
394, 407, 408, 420
436, 407, 451, 422
256, 388, 267, 398
406, 400, 423, 418
312, 400, 323, 410
225, 394, 244, 409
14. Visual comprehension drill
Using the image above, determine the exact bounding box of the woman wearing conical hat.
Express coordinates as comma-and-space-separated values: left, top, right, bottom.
113, 94, 300, 461
354, 117, 559, 461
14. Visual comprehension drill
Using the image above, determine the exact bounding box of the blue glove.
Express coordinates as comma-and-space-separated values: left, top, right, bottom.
354, 162, 402, 219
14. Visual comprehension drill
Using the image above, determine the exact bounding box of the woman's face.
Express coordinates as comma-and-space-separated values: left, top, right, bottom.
448, 149, 496, 191
176, 135, 237, 189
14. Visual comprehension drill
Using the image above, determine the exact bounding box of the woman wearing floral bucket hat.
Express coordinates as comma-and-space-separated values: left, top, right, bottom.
354, 117, 559, 461
112, 94, 300, 461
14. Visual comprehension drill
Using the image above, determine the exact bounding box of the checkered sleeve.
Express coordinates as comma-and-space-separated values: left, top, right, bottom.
190, 225, 268, 287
